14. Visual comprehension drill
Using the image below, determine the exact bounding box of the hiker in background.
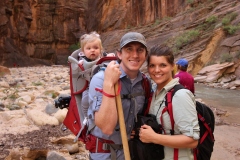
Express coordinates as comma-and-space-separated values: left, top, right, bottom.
174, 58, 195, 94
139, 45, 199, 160
87, 32, 150, 160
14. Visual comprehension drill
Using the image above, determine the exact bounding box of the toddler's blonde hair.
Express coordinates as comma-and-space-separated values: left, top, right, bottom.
80, 31, 103, 54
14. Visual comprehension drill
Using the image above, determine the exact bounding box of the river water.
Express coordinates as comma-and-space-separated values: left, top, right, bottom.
195, 83, 240, 124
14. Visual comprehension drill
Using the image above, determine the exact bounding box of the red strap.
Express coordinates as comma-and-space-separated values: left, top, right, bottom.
164, 89, 179, 160
144, 96, 152, 115
198, 114, 215, 143
161, 107, 167, 134
167, 90, 175, 132
142, 73, 151, 99
142, 73, 153, 116
95, 80, 121, 97
193, 148, 197, 160
174, 148, 178, 160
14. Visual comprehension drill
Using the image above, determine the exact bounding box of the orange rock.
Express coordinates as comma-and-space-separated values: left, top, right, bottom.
0, 66, 11, 76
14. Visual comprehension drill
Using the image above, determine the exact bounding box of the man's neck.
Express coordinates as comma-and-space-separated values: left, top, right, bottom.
120, 63, 139, 79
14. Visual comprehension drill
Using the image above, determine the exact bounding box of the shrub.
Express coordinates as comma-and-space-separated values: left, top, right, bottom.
206, 15, 217, 24
187, 0, 194, 4
0, 72, 5, 77
69, 43, 80, 52
220, 53, 232, 63
32, 81, 43, 86
235, 51, 240, 59
175, 29, 200, 49
223, 25, 240, 35
222, 12, 238, 26
154, 19, 160, 26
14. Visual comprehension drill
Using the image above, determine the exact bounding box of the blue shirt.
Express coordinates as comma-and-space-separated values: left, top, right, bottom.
88, 66, 147, 144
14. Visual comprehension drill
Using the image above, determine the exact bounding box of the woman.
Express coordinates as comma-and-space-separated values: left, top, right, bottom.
139, 44, 200, 160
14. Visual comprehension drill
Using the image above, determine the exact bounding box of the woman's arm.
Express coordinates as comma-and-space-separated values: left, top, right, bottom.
139, 125, 198, 148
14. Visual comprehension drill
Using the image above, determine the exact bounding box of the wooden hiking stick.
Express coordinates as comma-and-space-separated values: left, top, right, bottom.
114, 82, 131, 160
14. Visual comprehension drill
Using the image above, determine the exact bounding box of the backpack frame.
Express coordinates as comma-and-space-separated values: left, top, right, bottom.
62, 50, 152, 143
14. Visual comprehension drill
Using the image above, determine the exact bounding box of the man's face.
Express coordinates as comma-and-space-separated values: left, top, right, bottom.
117, 42, 147, 75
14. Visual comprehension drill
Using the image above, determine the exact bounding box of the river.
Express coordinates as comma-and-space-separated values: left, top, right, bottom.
195, 83, 240, 124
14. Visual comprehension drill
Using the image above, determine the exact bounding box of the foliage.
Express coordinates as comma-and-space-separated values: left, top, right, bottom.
2, 88, 19, 101
172, 47, 180, 56
232, 2, 237, 7
222, 12, 238, 26
9, 91, 18, 100
206, 60, 215, 66
69, 43, 80, 52
154, 19, 160, 26
223, 25, 240, 35
44, 90, 59, 98
32, 81, 43, 86
220, 53, 232, 63
197, 16, 217, 32
206, 15, 217, 24
175, 29, 200, 49
187, 0, 194, 4
235, 51, 240, 59
0, 72, 5, 77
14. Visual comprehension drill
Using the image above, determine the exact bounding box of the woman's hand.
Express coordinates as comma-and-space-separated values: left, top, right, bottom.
139, 125, 156, 143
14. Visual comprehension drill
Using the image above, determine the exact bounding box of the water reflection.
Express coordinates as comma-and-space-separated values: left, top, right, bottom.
195, 83, 240, 124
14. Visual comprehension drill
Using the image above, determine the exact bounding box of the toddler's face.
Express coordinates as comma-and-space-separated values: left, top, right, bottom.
83, 39, 101, 60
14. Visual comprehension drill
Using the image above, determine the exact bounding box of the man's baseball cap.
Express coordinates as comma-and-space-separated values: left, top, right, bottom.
120, 32, 147, 49
176, 58, 188, 68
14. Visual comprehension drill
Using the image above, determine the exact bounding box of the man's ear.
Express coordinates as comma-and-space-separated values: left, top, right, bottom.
116, 50, 121, 60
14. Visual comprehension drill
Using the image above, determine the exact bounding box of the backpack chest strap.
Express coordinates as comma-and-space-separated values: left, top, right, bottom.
121, 92, 145, 99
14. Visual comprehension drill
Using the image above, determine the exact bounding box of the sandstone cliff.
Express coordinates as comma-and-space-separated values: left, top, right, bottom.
0, 0, 240, 82
0, 0, 87, 66
0, 0, 202, 67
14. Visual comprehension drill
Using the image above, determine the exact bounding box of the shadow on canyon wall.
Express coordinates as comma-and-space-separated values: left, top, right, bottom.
0, 0, 240, 78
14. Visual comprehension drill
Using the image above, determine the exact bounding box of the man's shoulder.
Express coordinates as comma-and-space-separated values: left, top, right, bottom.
90, 69, 105, 83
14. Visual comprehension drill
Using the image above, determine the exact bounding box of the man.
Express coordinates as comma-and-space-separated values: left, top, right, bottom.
174, 58, 195, 94
87, 32, 149, 160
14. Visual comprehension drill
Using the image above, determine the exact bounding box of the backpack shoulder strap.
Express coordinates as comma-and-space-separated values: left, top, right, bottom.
162, 84, 184, 160
141, 73, 153, 116
162, 84, 185, 134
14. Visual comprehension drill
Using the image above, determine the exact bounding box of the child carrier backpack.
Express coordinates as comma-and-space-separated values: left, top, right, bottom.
61, 50, 117, 142
60, 49, 152, 143
162, 84, 215, 160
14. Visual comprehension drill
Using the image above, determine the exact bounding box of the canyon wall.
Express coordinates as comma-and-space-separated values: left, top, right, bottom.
0, 0, 87, 66
0, 0, 191, 67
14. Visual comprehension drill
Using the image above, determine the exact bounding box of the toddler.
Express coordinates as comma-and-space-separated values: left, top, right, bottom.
79, 31, 114, 117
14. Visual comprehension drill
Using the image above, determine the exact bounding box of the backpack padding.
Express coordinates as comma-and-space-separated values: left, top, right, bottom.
63, 95, 81, 136
96, 56, 117, 64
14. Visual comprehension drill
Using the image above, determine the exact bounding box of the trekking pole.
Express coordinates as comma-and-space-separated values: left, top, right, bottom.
114, 82, 131, 160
